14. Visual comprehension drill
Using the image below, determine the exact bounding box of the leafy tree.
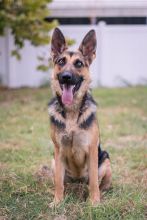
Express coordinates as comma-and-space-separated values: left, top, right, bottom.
0, 0, 58, 71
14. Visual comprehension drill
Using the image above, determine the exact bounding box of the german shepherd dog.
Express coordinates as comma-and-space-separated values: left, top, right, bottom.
48, 28, 112, 205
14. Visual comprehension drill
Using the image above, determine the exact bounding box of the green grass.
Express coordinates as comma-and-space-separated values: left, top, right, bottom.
0, 86, 147, 220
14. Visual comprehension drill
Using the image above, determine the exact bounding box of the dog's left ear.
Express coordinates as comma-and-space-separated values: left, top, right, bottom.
51, 28, 67, 61
78, 30, 97, 65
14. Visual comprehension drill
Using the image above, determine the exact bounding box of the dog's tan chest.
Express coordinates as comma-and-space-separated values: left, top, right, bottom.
59, 114, 91, 149
49, 95, 98, 178
57, 117, 91, 177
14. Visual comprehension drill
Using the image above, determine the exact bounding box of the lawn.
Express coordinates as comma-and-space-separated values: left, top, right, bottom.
0, 86, 147, 220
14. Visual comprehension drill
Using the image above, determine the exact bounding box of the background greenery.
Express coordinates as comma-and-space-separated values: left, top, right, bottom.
0, 0, 57, 71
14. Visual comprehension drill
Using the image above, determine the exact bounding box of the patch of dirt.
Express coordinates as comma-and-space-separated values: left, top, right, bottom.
118, 135, 147, 142
99, 106, 129, 114
0, 140, 26, 150
65, 182, 88, 201
106, 135, 147, 148
0, 87, 38, 104
113, 155, 147, 189
35, 165, 54, 184
0, 215, 8, 220
53, 215, 67, 220
0, 162, 9, 171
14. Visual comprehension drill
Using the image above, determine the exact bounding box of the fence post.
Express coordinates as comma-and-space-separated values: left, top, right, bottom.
97, 21, 106, 87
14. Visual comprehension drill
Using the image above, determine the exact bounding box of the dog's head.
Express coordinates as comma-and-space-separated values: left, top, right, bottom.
51, 28, 97, 106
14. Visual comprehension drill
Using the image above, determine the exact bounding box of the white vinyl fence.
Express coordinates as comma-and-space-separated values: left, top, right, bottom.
0, 23, 147, 88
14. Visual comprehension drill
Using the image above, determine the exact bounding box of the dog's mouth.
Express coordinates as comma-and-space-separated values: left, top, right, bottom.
58, 73, 83, 105
61, 84, 75, 105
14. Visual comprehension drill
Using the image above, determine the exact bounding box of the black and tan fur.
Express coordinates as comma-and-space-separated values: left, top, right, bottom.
48, 28, 112, 205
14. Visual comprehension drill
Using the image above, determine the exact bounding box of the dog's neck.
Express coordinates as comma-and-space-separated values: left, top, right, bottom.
48, 91, 97, 130
56, 92, 87, 114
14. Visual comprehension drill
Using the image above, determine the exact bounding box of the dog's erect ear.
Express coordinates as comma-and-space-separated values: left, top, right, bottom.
51, 28, 67, 61
78, 30, 97, 65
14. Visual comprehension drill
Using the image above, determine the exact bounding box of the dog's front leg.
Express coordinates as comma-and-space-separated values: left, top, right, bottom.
54, 146, 65, 204
88, 140, 100, 205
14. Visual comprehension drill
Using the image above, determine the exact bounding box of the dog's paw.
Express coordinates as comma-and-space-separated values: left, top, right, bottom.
90, 194, 100, 206
49, 201, 56, 208
91, 199, 100, 206
54, 194, 64, 205
48, 198, 62, 208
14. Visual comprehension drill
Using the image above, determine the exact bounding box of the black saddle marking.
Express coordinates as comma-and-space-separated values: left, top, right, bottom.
78, 93, 97, 129
79, 112, 95, 129
50, 115, 65, 129
98, 144, 110, 167
48, 96, 66, 119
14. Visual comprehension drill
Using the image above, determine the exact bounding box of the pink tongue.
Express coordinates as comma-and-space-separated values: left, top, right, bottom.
62, 85, 74, 105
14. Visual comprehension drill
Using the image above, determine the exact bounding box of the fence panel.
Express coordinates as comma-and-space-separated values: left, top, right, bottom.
0, 24, 147, 87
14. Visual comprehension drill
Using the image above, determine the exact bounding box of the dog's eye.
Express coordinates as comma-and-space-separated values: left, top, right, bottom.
58, 58, 66, 67
74, 60, 84, 68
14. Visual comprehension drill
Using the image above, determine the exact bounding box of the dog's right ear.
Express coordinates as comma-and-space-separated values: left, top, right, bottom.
51, 28, 67, 61
78, 30, 97, 65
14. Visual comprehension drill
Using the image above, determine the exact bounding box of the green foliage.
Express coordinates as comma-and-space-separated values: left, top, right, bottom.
0, 0, 58, 70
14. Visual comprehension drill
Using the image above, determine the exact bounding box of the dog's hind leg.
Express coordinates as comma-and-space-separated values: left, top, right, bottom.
98, 158, 112, 191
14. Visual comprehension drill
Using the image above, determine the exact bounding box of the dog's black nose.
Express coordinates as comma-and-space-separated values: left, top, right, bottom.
59, 72, 72, 84
62, 72, 72, 81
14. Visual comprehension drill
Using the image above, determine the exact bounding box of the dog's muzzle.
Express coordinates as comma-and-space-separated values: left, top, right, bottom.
58, 71, 75, 85
58, 71, 83, 105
